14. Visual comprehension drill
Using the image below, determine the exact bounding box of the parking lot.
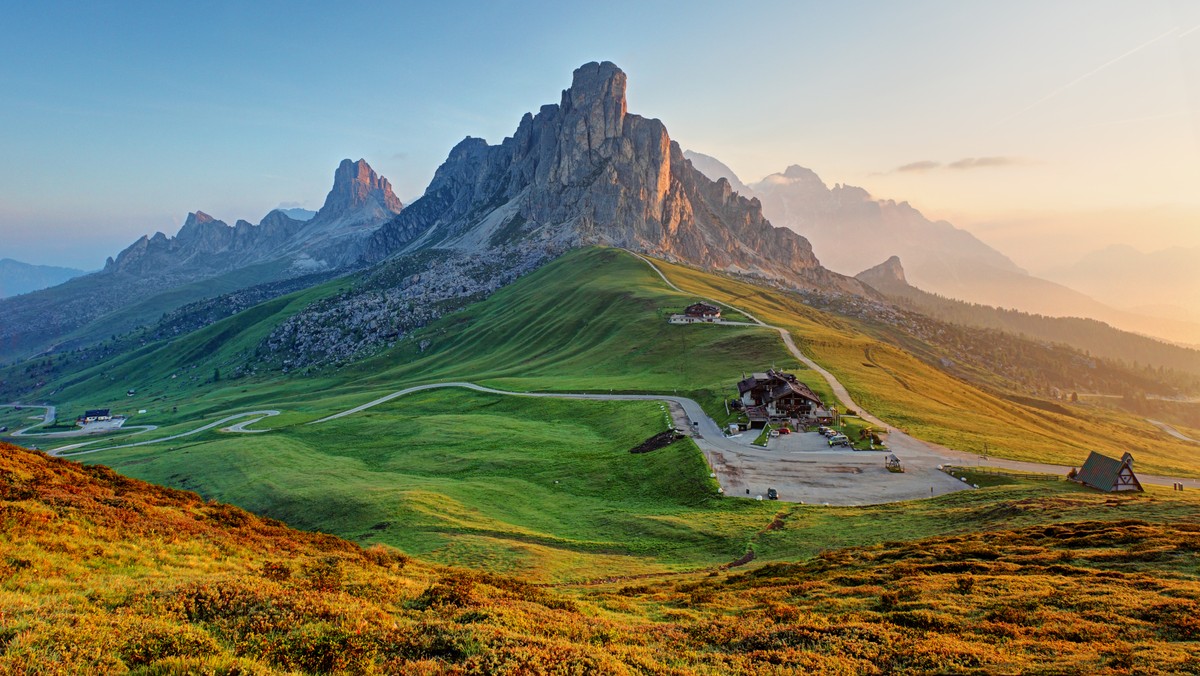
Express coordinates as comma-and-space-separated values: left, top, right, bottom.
702, 428, 967, 506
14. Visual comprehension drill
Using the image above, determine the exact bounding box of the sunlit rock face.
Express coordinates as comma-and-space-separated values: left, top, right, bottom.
366, 61, 867, 294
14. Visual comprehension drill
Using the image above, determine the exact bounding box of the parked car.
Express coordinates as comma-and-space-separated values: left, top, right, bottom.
829, 435, 850, 447
767, 488, 779, 500
0, 426, 7, 433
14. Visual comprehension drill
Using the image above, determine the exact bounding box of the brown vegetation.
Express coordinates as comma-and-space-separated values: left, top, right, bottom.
1, 441, 1197, 674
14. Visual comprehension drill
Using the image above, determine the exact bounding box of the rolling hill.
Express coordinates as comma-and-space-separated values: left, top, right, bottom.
2, 440, 1198, 674
0, 258, 85, 298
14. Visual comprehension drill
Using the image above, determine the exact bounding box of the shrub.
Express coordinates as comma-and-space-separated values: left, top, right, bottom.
260, 561, 291, 582
301, 557, 343, 592
119, 624, 222, 668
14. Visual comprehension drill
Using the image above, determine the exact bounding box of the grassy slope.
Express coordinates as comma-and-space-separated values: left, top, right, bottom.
652, 258, 1200, 478
36, 248, 812, 431
59, 259, 296, 350
11, 246, 1199, 581
2, 441, 1198, 674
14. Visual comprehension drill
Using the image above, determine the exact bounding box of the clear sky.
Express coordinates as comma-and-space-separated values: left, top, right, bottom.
1, 0, 1198, 272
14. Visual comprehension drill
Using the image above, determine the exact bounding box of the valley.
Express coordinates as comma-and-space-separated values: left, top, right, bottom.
3, 42, 1199, 673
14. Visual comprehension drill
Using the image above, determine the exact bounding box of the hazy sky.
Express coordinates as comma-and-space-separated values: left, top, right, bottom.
1, 1, 1198, 272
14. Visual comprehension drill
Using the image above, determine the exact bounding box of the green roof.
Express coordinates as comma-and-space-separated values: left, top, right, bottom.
1075, 451, 1142, 492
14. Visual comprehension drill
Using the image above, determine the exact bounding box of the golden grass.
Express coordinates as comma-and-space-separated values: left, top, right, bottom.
2, 441, 1198, 674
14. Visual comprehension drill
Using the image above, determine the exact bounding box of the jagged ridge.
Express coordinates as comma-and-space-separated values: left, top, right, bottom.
365, 61, 867, 295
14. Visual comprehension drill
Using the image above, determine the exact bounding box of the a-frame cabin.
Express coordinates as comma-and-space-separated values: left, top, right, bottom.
1073, 452, 1143, 492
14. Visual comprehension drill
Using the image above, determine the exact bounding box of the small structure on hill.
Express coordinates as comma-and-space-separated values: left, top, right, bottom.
885, 454, 904, 472
76, 409, 112, 426
737, 369, 824, 426
670, 302, 722, 324
1072, 451, 1143, 492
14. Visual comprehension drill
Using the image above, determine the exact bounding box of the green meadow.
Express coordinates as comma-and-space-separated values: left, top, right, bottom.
8, 246, 1199, 581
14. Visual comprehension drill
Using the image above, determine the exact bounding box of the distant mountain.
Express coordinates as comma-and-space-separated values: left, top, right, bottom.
682, 150, 752, 195
0, 159, 401, 362
106, 158, 402, 275
747, 164, 1024, 285
367, 62, 867, 295
1045, 244, 1200, 322
0, 259, 85, 298
685, 153, 1200, 346
856, 256, 1200, 377
278, 207, 316, 221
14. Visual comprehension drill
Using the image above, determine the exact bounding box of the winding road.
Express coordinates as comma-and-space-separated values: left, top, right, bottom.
10, 252, 1199, 499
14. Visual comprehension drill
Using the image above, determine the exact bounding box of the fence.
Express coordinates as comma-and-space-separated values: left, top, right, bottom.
942, 465, 1063, 482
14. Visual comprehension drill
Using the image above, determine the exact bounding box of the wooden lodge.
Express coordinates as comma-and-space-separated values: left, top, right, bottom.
1071, 451, 1143, 492
670, 302, 722, 324
685, 302, 721, 320
736, 369, 824, 426
76, 409, 112, 426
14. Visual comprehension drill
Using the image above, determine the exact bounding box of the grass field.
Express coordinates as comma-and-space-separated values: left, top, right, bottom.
11, 246, 1200, 583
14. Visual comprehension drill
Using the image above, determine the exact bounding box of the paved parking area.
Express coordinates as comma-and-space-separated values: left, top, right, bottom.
705, 430, 966, 505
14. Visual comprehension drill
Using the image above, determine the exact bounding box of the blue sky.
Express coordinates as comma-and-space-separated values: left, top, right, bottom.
2, 1, 1198, 270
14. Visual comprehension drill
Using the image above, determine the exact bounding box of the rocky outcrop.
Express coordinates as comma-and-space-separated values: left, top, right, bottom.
365, 62, 867, 294
682, 150, 752, 195
856, 255, 908, 292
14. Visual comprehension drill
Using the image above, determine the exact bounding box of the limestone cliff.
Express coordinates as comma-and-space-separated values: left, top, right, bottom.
365, 62, 866, 294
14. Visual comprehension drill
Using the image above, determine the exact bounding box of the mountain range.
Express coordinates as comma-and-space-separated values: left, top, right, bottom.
683, 151, 1200, 347
0, 159, 401, 362
1044, 244, 1200, 324
0, 259, 85, 298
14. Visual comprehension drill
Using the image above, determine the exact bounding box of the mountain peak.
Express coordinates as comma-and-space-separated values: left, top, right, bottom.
365, 62, 868, 296
183, 211, 215, 228
318, 158, 403, 220
562, 61, 628, 146
856, 255, 908, 290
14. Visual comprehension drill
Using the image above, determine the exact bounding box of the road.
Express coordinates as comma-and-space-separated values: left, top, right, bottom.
13, 253, 1200, 499
626, 251, 1200, 492
1147, 419, 1199, 444
49, 411, 280, 457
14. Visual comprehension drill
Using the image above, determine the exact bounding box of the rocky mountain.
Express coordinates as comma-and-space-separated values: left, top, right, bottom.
854, 256, 1200, 377
366, 62, 867, 295
106, 158, 402, 276
686, 155, 1200, 346
102, 209, 308, 277
746, 165, 1023, 286
0, 159, 401, 362
283, 159, 404, 266
856, 255, 907, 288
682, 150, 752, 195
0, 259, 85, 298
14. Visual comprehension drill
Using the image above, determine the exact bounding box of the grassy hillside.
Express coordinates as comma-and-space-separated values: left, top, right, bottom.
18, 248, 810, 431
653, 258, 1200, 478
2, 441, 1197, 674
